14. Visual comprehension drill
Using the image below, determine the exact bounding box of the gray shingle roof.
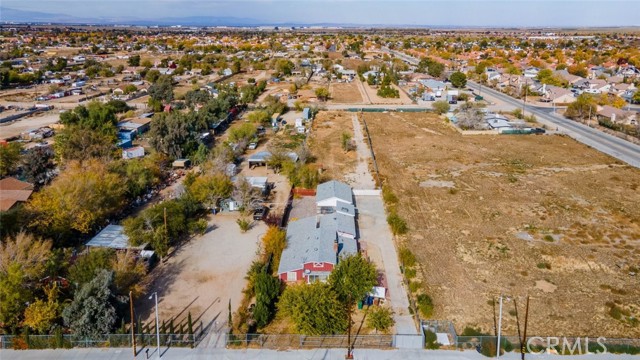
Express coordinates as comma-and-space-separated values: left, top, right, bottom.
278, 213, 358, 275
86, 225, 146, 250
316, 180, 352, 205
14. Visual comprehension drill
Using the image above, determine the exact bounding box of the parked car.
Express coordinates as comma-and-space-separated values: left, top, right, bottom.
253, 206, 268, 221
531, 128, 546, 134
248, 142, 258, 150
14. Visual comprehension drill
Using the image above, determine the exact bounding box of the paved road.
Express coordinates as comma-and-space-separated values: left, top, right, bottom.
467, 81, 640, 168
0, 347, 626, 360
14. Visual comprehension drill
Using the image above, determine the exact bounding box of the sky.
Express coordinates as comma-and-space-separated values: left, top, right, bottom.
3, 0, 640, 27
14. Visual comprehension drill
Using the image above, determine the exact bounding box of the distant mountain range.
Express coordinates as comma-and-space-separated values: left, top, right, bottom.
1, 7, 266, 26
1, 7, 379, 28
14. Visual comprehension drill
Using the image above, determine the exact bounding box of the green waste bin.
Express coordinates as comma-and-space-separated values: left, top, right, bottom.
357, 301, 363, 309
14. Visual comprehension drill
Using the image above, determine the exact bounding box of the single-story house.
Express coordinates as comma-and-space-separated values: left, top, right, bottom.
316, 180, 353, 213
245, 176, 268, 190
597, 105, 637, 125
248, 151, 298, 168
0, 177, 34, 211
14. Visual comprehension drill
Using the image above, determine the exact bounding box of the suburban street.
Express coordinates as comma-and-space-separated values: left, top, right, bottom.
467, 80, 640, 168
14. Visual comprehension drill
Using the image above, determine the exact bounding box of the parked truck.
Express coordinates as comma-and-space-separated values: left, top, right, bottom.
447, 90, 459, 104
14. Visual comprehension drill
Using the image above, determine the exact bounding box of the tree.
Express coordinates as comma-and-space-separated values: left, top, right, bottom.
229, 123, 256, 143
0, 263, 32, 331
148, 112, 204, 159
111, 251, 147, 297
233, 176, 259, 213
187, 173, 234, 209
633, 91, 640, 105
68, 248, 114, 287
62, 269, 117, 338
127, 55, 141, 67
247, 110, 270, 124
315, 87, 330, 101
0, 142, 23, 177
253, 273, 280, 328
0, 232, 52, 280
274, 59, 294, 76
564, 93, 597, 120
328, 254, 378, 304
366, 306, 395, 333
145, 69, 161, 83
262, 226, 286, 272
449, 71, 467, 88
341, 132, 355, 152
27, 160, 126, 239
278, 282, 347, 335
54, 126, 117, 162
148, 75, 174, 104
232, 60, 241, 74
23, 284, 60, 334
109, 156, 162, 198
432, 100, 450, 115
22, 146, 55, 186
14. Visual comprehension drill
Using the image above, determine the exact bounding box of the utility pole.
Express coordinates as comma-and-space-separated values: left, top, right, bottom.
514, 298, 522, 360
522, 78, 528, 118
130, 291, 136, 357
163, 207, 168, 262
346, 294, 353, 359
497, 295, 503, 358
522, 296, 530, 360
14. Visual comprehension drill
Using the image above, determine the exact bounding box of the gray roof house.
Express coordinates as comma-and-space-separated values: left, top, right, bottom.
316, 180, 353, 209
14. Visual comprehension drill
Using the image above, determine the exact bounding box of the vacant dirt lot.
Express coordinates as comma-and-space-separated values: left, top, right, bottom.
329, 82, 363, 104
308, 111, 357, 183
362, 111, 640, 337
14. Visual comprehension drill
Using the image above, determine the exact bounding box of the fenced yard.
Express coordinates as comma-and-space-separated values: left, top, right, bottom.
227, 333, 394, 349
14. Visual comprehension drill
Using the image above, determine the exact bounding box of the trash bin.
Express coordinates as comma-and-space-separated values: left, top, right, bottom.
357, 301, 363, 309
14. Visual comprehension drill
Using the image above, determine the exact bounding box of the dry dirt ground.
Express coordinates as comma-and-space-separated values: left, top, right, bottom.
0, 112, 61, 139
361, 111, 640, 338
329, 82, 363, 104
307, 111, 357, 183
362, 83, 413, 105
139, 215, 266, 341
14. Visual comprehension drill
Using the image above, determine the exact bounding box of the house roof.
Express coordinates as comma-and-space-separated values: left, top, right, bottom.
278, 213, 358, 275
0, 177, 34, 211
85, 224, 146, 250
316, 180, 352, 205
597, 105, 635, 120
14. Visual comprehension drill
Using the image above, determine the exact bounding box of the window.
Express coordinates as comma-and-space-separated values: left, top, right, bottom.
308, 274, 328, 284
313, 262, 323, 268
287, 271, 297, 282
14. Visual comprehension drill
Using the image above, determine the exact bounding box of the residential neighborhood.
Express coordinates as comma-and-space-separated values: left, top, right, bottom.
1, 7, 640, 359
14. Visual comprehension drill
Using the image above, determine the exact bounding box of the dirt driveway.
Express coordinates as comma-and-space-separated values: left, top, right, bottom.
139, 214, 266, 345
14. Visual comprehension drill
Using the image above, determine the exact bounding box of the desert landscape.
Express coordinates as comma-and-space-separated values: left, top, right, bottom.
359, 111, 640, 337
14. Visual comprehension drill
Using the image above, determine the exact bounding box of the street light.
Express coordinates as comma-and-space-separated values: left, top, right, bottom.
149, 292, 161, 359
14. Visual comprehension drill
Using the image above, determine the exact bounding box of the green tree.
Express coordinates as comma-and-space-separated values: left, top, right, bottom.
328, 254, 378, 304
148, 75, 174, 104
247, 110, 270, 124
564, 93, 597, 120
274, 59, 294, 76
62, 269, 117, 337
145, 69, 161, 83
278, 282, 347, 335
127, 55, 141, 67
54, 126, 117, 162
0, 263, 32, 331
68, 248, 115, 287
187, 174, 234, 209
366, 306, 395, 334
109, 156, 162, 198
449, 71, 467, 88
0, 142, 23, 177
229, 123, 256, 143
315, 87, 330, 101
253, 273, 280, 328
432, 100, 450, 115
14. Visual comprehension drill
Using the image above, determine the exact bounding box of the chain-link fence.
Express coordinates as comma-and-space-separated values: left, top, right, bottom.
0, 333, 202, 350
226, 333, 394, 349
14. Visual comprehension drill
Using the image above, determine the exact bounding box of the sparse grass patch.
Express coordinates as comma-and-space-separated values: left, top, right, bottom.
537, 261, 552, 270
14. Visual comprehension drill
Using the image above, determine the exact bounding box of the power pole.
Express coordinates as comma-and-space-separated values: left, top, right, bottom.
514, 298, 522, 360
163, 207, 168, 262
346, 294, 353, 359
522, 296, 530, 360
130, 291, 136, 357
497, 295, 503, 358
